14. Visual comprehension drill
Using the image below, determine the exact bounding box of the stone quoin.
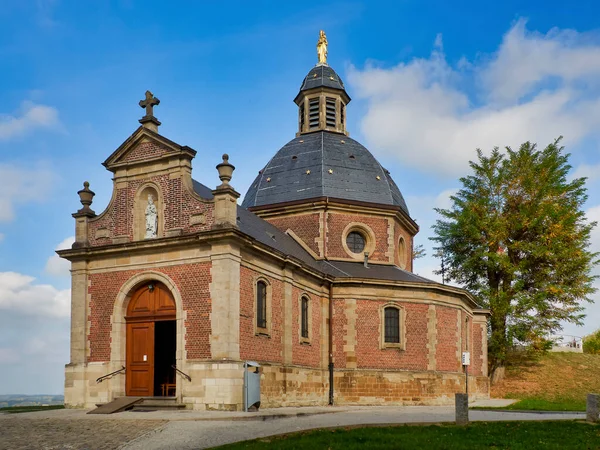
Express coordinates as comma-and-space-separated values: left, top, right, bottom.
59, 31, 490, 411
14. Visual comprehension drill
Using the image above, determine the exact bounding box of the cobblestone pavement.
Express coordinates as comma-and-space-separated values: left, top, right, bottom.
0, 406, 585, 450
0, 415, 166, 450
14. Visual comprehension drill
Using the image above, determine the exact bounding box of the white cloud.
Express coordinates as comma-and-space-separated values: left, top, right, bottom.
587, 204, 600, 256
572, 163, 600, 183
44, 236, 75, 277
0, 233, 4, 243
0, 164, 57, 222
0, 101, 60, 140
0, 272, 70, 318
348, 19, 600, 176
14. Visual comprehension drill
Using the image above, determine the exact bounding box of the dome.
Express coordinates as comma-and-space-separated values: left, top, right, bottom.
242, 131, 409, 214
297, 64, 347, 95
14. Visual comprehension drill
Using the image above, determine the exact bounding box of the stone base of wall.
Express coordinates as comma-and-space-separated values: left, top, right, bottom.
334, 369, 489, 406
259, 364, 328, 408
65, 362, 489, 410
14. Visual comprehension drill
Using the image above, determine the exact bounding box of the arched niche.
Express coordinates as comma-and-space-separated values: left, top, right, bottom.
134, 184, 164, 240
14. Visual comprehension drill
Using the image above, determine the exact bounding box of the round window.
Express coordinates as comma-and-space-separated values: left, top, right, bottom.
346, 231, 366, 254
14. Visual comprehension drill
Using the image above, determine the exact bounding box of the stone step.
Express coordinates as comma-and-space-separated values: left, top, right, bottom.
131, 398, 186, 411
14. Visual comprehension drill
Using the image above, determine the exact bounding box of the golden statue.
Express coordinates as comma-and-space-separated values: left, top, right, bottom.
317, 30, 328, 65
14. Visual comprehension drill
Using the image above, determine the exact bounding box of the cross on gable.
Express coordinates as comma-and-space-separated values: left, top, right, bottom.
139, 90, 160, 118
138, 90, 162, 131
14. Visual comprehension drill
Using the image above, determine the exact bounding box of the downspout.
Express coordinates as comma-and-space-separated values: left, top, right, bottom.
328, 280, 334, 405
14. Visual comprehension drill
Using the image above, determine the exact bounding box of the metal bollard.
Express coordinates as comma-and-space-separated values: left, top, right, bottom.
455, 393, 469, 425
587, 394, 599, 423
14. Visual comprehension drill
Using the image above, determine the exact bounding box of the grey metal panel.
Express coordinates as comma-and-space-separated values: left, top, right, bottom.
241, 131, 410, 215
244, 362, 261, 411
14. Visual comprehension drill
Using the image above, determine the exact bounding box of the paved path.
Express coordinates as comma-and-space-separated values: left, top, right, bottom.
122, 407, 585, 449
0, 404, 585, 450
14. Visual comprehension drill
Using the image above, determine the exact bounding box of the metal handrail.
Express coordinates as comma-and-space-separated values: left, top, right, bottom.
171, 364, 191, 382
96, 366, 125, 384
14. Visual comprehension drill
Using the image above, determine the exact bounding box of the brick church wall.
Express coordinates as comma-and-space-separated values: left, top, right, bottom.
472, 321, 484, 376
355, 301, 429, 370
88, 174, 213, 247
264, 213, 321, 256
120, 141, 168, 164
327, 213, 389, 262
436, 306, 460, 372
291, 287, 322, 367
87, 262, 212, 362
239, 266, 284, 364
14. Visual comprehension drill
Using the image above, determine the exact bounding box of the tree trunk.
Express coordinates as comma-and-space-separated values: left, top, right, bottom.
490, 366, 505, 384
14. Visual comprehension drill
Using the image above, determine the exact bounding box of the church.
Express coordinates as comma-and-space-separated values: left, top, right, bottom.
59, 32, 490, 411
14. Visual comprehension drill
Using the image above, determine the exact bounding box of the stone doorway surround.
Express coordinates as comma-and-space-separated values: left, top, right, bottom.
109, 271, 186, 401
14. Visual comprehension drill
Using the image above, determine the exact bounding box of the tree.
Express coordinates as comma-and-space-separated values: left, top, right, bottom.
431, 138, 598, 375
583, 329, 600, 355
413, 244, 426, 260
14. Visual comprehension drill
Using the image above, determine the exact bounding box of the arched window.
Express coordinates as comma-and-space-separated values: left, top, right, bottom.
384, 307, 400, 343
256, 281, 267, 329
301, 296, 309, 339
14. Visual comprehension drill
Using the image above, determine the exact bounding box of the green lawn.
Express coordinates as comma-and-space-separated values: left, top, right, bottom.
216, 422, 600, 450
503, 397, 586, 411
0, 405, 65, 414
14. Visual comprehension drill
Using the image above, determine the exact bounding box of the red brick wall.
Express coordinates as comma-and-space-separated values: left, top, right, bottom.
265, 213, 321, 256
327, 213, 389, 262
239, 267, 284, 363
332, 299, 349, 368
87, 262, 211, 362
121, 141, 169, 164
291, 287, 322, 367
472, 322, 484, 376
88, 173, 213, 247
355, 301, 429, 370
393, 222, 413, 270
436, 306, 460, 372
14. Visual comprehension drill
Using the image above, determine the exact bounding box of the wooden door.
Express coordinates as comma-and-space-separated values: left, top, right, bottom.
126, 321, 155, 396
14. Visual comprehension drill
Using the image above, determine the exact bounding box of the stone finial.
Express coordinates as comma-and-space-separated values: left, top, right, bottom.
139, 90, 161, 132
75, 181, 96, 216
216, 154, 235, 188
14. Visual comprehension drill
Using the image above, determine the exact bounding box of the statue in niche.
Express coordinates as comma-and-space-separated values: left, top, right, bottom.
145, 194, 158, 239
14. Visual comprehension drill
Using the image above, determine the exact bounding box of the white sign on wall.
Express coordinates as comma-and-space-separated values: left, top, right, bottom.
462, 352, 470, 366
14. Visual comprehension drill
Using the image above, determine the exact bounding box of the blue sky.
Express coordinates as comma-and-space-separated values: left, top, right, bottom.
1, 0, 600, 394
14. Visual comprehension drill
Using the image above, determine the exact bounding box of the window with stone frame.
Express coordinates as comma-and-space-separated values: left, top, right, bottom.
256, 281, 267, 329
301, 296, 309, 339
380, 303, 405, 349
384, 307, 400, 343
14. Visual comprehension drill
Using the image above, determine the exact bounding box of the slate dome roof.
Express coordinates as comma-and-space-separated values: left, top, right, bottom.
297, 64, 347, 94
241, 131, 409, 214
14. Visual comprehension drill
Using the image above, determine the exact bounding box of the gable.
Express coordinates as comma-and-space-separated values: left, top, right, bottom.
103, 126, 196, 172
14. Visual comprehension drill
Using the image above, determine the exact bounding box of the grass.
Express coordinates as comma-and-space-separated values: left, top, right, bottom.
0, 405, 65, 414
491, 352, 600, 412
216, 422, 600, 450
502, 397, 586, 411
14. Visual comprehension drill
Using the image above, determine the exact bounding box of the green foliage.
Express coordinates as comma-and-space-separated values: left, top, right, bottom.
217, 422, 600, 450
412, 243, 426, 259
431, 139, 598, 371
583, 329, 600, 354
